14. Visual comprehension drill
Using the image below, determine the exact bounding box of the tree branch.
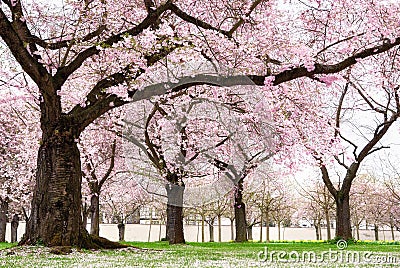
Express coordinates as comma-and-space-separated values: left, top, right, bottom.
169, 3, 230, 37
28, 25, 107, 50
53, 1, 175, 87
99, 138, 117, 190
0, 8, 50, 87
316, 159, 338, 199
228, 0, 264, 36
69, 42, 183, 129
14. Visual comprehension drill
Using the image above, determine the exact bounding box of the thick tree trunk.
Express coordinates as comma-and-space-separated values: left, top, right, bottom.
0, 200, 8, 242
11, 214, 19, 243
234, 181, 247, 242
20, 138, 91, 247
247, 225, 253, 241
165, 181, 185, 244
118, 223, 125, 241
321, 163, 359, 242
234, 204, 247, 242
166, 204, 184, 244
19, 134, 124, 248
90, 194, 100, 236
335, 193, 352, 240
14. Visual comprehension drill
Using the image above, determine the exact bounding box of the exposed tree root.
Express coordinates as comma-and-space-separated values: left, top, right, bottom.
19, 232, 129, 250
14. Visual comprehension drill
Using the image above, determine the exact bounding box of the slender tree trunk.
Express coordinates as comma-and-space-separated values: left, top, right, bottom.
0, 200, 8, 242
278, 221, 281, 241
165, 214, 169, 241
165, 181, 185, 244
230, 218, 234, 241
383, 226, 386, 240
247, 225, 253, 241
11, 214, 19, 243
234, 181, 247, 242
209, 219, 214, 242
391, 224, 395, 241
325, 209, 331, 240
148, 209, 153, 242
218, 215, 222, 242
90, 193, 100, 236
356, 224, 360, 240
22, 207, 29, 222
196, 218, 200, 242
266, 213, 270, 242
314, 219, 320, 240
22, 207, 29, 234
201, 214, 205, 242
82, 201, 88, 230
374, 224, 379, 241
159, 221, 162, 241
318, 221, 322, 240
335, 192, 352, 240
260, 213, 263, 242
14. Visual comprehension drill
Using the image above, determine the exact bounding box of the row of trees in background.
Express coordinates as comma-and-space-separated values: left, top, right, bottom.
95, 171, 400, 243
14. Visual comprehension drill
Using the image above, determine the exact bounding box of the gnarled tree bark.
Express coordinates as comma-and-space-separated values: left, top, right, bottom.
20, 126, 89, 247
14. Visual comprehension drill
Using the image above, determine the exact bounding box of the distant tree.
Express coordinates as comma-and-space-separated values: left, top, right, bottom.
297, 177, 335, 240
313, 55, 400, 239
80, 119, 124, 236
0, 102, 37, 242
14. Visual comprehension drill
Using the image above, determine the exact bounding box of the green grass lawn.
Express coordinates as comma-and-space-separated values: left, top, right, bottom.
0, 243, 16, 250
1, 241, 400, 267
